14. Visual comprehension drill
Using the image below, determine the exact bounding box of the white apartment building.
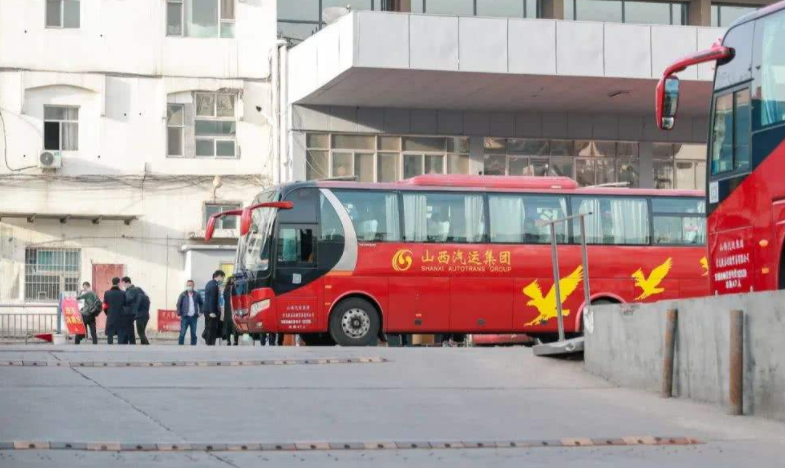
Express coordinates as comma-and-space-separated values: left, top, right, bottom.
0, 0, 777, 330
0, 0, 280, 323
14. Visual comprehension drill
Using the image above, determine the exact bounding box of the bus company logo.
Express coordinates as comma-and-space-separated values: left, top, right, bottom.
523, 266, 584, 327
700, 257, 709, 276
632, 257, 672, 300
392, 250, 414, 272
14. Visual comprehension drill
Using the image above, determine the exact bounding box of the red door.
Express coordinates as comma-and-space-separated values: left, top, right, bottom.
92, 264, 124, 331
388, 277, 450, 332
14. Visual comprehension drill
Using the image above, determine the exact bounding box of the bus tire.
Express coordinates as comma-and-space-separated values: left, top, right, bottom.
329, 298, 380, 347
300, 333, 336, 347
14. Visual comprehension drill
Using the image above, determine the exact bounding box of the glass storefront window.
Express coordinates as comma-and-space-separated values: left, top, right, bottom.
306, 150, 329, 180
354, 153, 375, 182
616, 159, 640, 188
654, 159, 674, 189
334, 134, 375, 150
425, 154, 445, 174
711, 4, 757, 27
575, 0, 623, 22
477, 0, 523, 18
377, 153, 400, 182
448, 154, 471, 174
483, 154, 507, 175
404, 154, 424, 179
332, 152, 353, 177
566, 0, 687, 25
425, 0, 474, 15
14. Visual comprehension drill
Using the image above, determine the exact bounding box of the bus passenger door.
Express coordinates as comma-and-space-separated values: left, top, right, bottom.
273, 224, 323, 333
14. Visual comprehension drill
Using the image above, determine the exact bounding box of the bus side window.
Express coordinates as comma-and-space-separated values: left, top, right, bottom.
333, 190, 401, 242
652, 198, 706, 246
572, 197, 649, 245
403, 193, 485, 243
754, 9, 785, 128
277, 227, 316, 266
488, 194, 567, 244
711, 88, 751, 175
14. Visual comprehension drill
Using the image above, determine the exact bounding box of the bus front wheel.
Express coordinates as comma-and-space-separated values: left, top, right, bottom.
329, 298, 380, 347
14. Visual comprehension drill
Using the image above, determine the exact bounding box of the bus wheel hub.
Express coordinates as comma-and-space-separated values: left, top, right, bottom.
342, 309, 370, 339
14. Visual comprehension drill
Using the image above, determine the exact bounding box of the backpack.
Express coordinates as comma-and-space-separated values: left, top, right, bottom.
139, 292, 151, 314
90, 298, 103, 316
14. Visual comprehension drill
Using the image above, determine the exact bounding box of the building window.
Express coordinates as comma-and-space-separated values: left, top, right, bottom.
167, 0, 236, 38
167, 104, 185, 157
205, 203, 241, 229
46, 0, 80, 28
711, 3, 757, 27
565, 0, 687, 25
195, 92, 237, 158
483, 138, 630, 185
25, 248, 80, 302
306, 134, 470, 182
44, 106, 78, 151
411, 0, 540, 17
278, 0, 388, 45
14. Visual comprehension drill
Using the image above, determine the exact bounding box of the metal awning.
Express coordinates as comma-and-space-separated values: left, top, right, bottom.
0, 212, 139, 225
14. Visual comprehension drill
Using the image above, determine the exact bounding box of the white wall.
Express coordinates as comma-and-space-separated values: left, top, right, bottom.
0, 71, 273, 177
0, 0, 276, 79
0, 0, 279, 323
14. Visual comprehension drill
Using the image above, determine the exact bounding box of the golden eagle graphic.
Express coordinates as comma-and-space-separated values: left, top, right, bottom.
523, 266, 584, 327
700, 257, 709, 276
632, 258, 673, 300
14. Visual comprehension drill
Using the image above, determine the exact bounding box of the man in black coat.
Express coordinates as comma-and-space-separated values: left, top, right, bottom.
122, 276, 150, 345
103, 277, 126, 345
203, 270, 225, 346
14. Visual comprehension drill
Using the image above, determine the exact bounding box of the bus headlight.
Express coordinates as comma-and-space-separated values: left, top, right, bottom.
250, 299, 271, 317
234, 308, 249, 317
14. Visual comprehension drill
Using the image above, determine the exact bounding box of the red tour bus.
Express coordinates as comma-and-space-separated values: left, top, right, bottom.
656, 1, 785, 294
208, 175, 707, 346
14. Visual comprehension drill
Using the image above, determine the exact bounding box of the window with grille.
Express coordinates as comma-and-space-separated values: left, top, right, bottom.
24, 248, 80, 302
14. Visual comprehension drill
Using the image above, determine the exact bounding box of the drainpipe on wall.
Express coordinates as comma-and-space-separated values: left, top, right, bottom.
271, 39, 286, 186
279, 41, 289, 183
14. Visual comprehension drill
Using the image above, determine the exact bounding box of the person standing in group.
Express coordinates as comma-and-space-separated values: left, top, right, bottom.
176, 280, 202, 346
122, 277, 151, 345
203, 270, 225, 346
222, 276, 239, 346
103, 277, 126, 345
75, 282, 100, 345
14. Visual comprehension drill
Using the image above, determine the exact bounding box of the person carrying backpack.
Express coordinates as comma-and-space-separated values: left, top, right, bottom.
76, 281, 101, 345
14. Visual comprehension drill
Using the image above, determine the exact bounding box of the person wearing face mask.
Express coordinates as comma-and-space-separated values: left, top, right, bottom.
203, 270, 225, 346
176, 280, 203, 346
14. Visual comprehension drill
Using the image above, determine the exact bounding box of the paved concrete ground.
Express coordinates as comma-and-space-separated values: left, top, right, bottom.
1, 345, 784, 467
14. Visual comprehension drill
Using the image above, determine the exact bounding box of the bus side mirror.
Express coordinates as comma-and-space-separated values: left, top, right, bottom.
204, 209, 244, 242
657, 76, 680, 130
239, 201, 295, 237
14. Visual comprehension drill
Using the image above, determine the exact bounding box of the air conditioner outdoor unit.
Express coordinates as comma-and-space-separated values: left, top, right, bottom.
39, 151, 62, 170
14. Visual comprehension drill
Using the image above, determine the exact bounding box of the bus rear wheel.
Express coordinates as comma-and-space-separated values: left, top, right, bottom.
329, 298, 380, 347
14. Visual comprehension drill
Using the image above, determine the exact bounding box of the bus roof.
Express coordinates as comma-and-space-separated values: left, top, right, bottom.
290, 175, 703, 198
399, 174, 578, 190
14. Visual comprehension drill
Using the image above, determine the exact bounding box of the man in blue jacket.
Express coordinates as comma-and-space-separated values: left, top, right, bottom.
176, 280, 203, 346
203, 270, 225, 346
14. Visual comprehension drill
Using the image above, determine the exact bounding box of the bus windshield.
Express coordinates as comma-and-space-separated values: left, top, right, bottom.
236, 190, 277, 274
